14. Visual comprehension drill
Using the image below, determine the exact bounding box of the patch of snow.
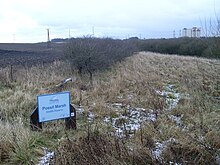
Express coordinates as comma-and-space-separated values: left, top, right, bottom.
88, 111, 95, 121
103, 85, 186, 137
168, 115, 182, 126
37, 147, 54, 165
111, 103, 123, 109
166, 94, 180, 110
153, 141, 166, 159
155, 90, 167, 97
146, 109, 157, 122
169, 161, 182, 165
216, 155, 220, 165
156, 84, 182, 110
127, 94, 133, 100
153, 138, 177, 160
103, 117, 110, 123
104, 107, 157, 137
75, 105, 85, 118
117, 95, 123, 99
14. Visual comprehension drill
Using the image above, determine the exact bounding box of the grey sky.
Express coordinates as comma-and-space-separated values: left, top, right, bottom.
0, 0, 219, 43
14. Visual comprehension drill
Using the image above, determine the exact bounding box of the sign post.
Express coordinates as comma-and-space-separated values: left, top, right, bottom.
30, 92, 76, 131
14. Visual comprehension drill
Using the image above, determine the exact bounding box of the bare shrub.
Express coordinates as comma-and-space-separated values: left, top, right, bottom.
64, 37, 138, 86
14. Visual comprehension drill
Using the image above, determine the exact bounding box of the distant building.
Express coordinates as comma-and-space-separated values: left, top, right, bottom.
182, 27, 201, 38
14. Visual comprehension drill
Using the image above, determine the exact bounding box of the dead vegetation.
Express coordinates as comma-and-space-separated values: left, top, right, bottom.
0, 52, 219, 164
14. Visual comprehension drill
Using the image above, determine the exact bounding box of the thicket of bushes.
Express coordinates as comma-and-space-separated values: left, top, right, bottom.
138, 37, 220, 58
64, 37, 220, 80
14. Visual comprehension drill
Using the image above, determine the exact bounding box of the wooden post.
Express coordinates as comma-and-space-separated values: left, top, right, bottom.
30, 107, 42, 131
10, 65, 13, 82
65, 104, 77, 130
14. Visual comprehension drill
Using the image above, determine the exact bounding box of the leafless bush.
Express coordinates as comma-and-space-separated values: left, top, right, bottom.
64, 37, 138, 86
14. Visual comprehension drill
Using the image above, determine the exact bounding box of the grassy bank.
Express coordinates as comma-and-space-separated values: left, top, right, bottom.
0, 52, 219, 164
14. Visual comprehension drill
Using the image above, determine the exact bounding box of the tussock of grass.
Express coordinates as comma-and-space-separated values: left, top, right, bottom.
0, 52, 219, 164
0, 119, 47, 164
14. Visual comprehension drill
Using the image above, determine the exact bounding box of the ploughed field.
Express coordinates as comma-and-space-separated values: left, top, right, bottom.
0, 43, 64, 67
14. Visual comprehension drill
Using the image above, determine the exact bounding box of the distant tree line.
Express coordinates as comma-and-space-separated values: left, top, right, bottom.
138, 37, 220, 59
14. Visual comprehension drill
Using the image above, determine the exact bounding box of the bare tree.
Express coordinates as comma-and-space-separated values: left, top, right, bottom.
64, 37, 137, 86
200, 10, 220, 58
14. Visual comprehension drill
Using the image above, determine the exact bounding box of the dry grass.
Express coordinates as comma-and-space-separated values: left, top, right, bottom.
0, 119, 47, 164
0, 52, 219, 164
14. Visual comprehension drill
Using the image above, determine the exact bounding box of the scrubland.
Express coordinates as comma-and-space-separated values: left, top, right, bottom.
0, 52, 219, 164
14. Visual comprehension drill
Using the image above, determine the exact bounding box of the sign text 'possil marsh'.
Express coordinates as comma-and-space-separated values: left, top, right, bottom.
37, 92, 70, 122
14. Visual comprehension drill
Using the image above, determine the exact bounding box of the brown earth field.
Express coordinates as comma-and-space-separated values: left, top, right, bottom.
0, 42, 65, 68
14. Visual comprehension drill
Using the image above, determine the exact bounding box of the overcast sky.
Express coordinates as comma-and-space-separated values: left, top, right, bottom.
0, 0, 219, 43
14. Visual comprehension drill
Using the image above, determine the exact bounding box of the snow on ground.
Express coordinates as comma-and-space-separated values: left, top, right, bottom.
104, 107, 157, 137
102, 84, 185, 138
88, 111, 95, 121
75, 105, 85, 116
101, 84, 188, 162
168, 115, 183, 127
216, 155, 220, 165
155, 84, 181, 110
153, 138, 186, 165
153, 138, 177, 159
37, 147, 54, 165
36, 84, 188, 164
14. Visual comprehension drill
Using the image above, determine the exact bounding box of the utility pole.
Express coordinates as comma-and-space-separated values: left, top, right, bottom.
13, 34, 15, 43
173, 30, 176, 38
69, 29, 71, 39
92, 26, 95, 36
47, 29, 50, 41
47, 29, 51, 48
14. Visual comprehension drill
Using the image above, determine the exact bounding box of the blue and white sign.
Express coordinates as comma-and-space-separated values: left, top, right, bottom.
37, 92, 70, 122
